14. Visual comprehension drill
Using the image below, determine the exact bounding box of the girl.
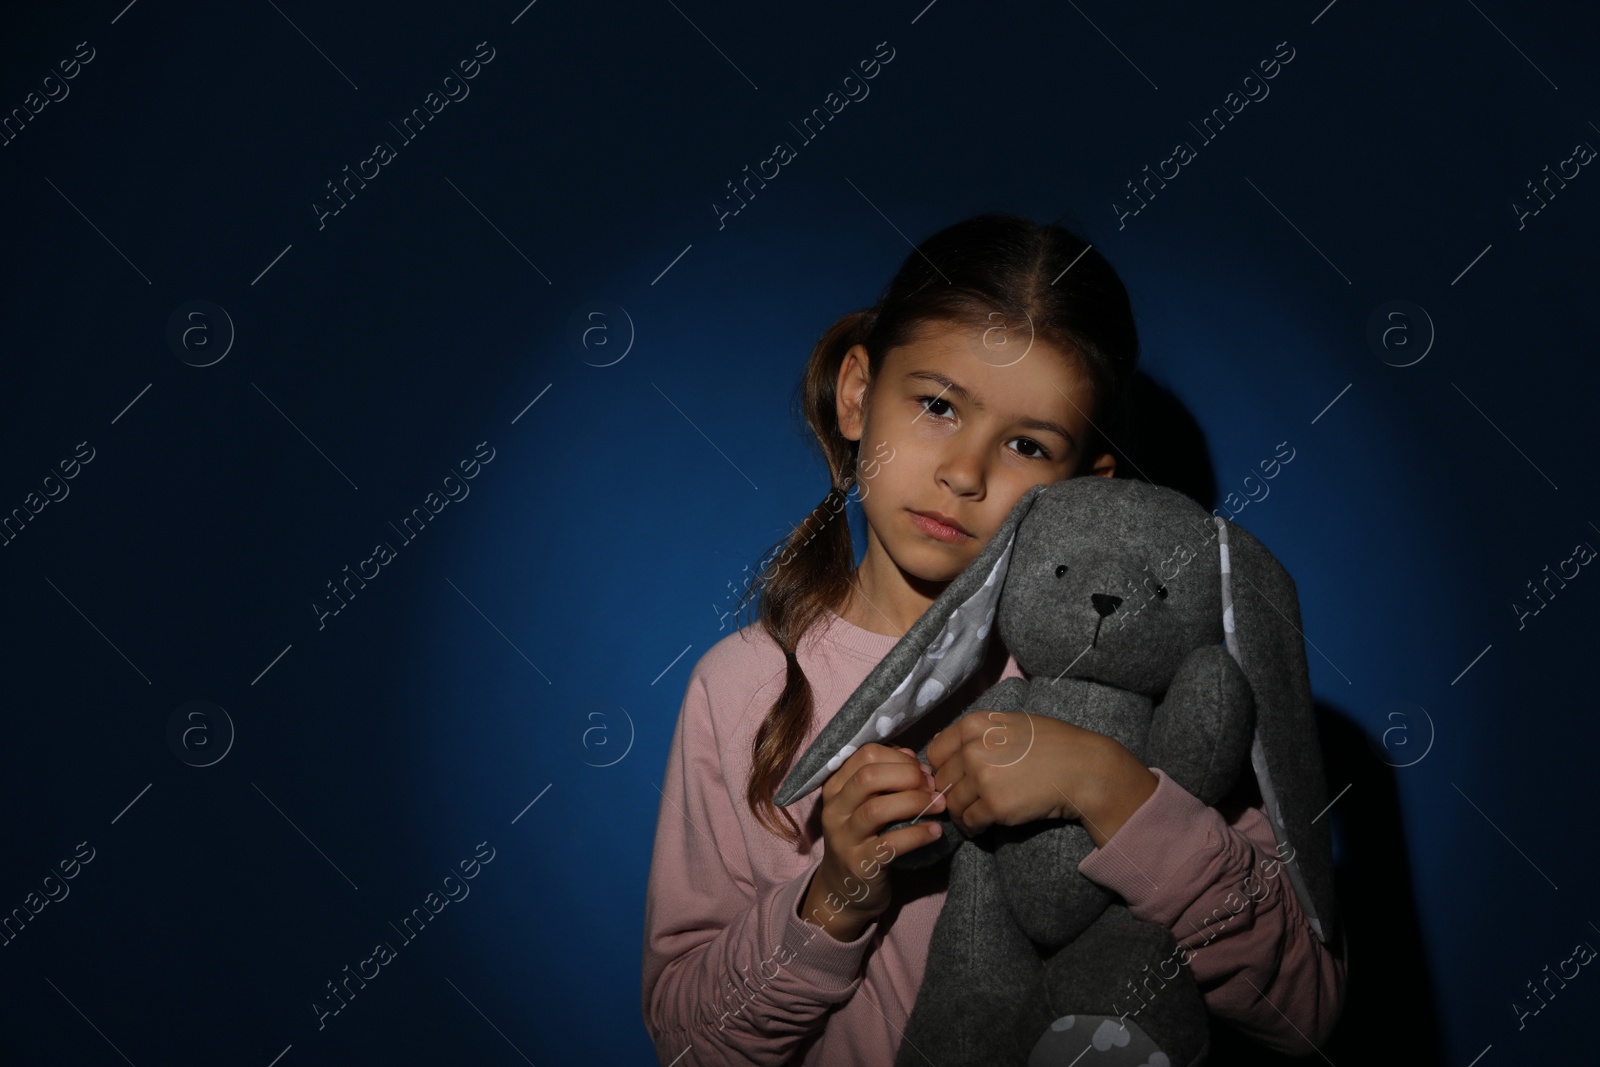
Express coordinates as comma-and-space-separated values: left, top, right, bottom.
642, 214, 1346, 1065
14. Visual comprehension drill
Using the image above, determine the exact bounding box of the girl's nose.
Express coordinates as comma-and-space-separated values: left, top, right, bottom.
936, 451, 985, 495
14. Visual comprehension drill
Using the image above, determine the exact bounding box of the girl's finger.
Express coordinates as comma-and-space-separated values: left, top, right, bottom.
931, 750, 964, 796
876, 819, 945, 862
850, 783, 946, 839
957, 797, 993, 835
824, 743, 903, 801
924, 726, 953, 770
927, 714, 983, 770
837, 767, 931, 832
855, 743, 915, 769
940, 774, 976, 825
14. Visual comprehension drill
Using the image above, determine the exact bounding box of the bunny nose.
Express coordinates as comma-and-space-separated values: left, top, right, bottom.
1091, 593, 1123, 618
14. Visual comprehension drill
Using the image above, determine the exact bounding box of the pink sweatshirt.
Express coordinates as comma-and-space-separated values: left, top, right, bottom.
642, 609, 1347, 1065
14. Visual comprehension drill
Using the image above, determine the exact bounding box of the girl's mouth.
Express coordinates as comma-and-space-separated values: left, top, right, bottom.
908, 510, 974, 543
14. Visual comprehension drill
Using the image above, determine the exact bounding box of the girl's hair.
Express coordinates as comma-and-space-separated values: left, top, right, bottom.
734, 213, 1142, 844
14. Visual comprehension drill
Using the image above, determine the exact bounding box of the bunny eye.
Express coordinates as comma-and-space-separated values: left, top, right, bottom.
1156, 585, 1168, 600
1054, 564, 1068, 578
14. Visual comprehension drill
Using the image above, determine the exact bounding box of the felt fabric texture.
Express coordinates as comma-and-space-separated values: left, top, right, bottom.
773, 476, 1339, 1067
1018, 906, 1209, 1067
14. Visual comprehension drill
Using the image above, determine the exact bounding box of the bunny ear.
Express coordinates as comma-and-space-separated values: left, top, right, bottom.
773, 484, 1049, 808
1216, 517, 1339, 944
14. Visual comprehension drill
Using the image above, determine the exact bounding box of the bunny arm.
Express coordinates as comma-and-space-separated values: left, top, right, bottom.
985, 647, 1253, 937
879, 674, 1031, 871
989, 675, 1153, 949
1143, 643, 1256, 808
988, 656, 1243, 1067
1002, 647, 1256, 1065
894, 674, 1214, 1065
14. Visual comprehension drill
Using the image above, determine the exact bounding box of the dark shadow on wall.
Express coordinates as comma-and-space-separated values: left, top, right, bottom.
1123, 372, 1446, 1064
1112, 373, 1220, 503
1205, 704, 1445, 1065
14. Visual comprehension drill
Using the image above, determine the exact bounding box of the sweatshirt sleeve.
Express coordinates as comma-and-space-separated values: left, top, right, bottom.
1077, 768, 1347, 1055
641, 661, 884, 1065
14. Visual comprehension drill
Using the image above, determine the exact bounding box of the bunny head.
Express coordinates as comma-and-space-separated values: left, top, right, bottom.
996, 477, 1229, 696
775, 474, 1340, 944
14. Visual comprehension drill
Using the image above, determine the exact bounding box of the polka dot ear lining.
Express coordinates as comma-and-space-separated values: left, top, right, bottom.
1214, 514, 1335, 945
772, 485, 1048, 809
777, 531, 1024, 806
812, 537, 1011, 781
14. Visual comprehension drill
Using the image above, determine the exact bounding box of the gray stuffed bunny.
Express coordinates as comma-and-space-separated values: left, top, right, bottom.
773, 476, 1339, 1067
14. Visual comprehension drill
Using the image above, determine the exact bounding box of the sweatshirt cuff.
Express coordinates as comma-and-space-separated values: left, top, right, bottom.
768, 859, 880, 994
1077, 767, 1221, 910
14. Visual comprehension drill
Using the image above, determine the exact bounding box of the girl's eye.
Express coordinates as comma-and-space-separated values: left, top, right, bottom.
1156, 585, 1168, 599
1010, 438, 1052, 461
1055, 564, 1068, 577
912, 396, 1053, 461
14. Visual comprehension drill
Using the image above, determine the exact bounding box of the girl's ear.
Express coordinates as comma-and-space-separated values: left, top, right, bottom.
1217, 517, 1340, 944
835, 343, 873, 442
774, 483, 1049, 807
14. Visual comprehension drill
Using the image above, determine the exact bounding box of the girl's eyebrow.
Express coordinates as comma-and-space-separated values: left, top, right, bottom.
903, 369, 1077, 447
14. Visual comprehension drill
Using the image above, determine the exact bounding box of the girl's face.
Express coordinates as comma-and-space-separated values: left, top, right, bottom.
835, 319, 1114, 619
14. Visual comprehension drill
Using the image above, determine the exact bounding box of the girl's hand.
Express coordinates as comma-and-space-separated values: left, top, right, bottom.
800, 743, 947, 941
924, 711, 1158, 848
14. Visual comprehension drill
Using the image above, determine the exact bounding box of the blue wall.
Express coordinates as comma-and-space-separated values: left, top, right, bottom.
0, 1, 1595, 1063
